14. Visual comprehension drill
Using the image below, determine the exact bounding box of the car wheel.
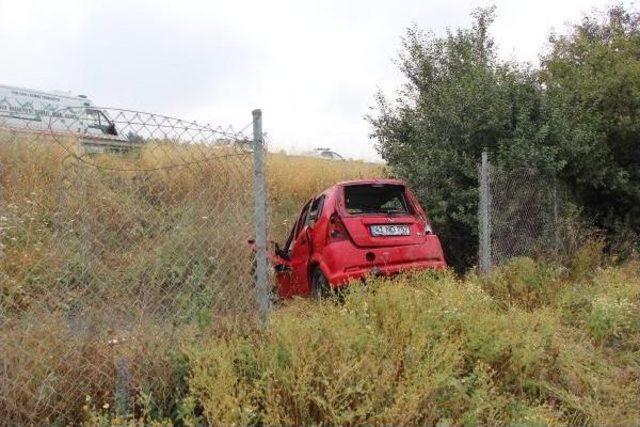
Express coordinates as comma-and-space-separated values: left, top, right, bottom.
311, 266, 331, 299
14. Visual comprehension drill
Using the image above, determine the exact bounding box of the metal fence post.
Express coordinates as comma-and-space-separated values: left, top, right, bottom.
552, 177, 560, 253
115, 356, 130, 417
252, 109, 271, 323
478, 151, 492, 274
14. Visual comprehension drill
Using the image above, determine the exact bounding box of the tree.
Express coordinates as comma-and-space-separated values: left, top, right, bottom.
369, 8, 550, 271
541, 5, 640, 240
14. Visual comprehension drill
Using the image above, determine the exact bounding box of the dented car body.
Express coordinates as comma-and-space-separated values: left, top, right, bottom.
261, 179, 446, 298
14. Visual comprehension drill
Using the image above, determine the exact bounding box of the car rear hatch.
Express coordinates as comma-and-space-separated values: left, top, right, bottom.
338, 183, 427, 248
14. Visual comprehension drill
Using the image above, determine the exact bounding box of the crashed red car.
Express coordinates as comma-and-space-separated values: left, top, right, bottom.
263, 179, 446, 298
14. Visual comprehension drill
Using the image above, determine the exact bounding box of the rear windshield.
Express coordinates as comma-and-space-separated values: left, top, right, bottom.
344, 184, 411, 215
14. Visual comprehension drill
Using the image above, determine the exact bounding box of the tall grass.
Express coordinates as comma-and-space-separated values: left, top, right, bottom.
186, 254, 640, 426
4, 134, 638, 425
1, 136, 383, 316
267, 154, 384, 241
0, 133, 383, 424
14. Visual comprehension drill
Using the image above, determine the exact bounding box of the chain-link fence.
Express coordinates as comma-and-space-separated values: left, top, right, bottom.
478, 151, 566, 273
0, 97, 270, 423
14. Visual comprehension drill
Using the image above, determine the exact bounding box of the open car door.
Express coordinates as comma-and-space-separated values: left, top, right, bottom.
274, 200, 312, 297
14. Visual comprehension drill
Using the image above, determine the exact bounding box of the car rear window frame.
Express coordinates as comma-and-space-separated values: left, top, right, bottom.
340, 184, 414, 217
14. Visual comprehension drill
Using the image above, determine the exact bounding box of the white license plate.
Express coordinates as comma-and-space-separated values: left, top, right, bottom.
370, 224, 410, 236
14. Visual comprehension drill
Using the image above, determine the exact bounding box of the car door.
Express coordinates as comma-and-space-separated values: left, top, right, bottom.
274, 200, 312, 296
287, 202, 313, 294
290, 195, 327, 294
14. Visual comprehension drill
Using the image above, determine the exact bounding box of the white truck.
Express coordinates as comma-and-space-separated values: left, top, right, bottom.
0, 84, 135, 152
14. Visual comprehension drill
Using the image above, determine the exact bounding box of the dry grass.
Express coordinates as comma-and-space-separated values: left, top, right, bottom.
186, 254, 640, 426
0, 133, 382, 424
6, 133, 637, 426
267, 154, 384, 240
1, 314, 191, 425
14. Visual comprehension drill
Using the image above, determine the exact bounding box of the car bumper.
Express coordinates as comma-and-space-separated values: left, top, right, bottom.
329, 259, 446, 286
320, 238, 446, 286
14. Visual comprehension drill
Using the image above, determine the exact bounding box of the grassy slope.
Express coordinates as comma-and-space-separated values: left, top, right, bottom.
267, 154, 384, 242
0, 140, 383, 319
2, 138, 639, 425
0, 137, 383, 424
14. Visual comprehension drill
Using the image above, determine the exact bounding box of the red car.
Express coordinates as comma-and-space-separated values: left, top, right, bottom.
266, 179, 446, 298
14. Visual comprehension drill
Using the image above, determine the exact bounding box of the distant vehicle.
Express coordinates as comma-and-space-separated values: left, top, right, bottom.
309, 147, 345, 161
0, 84, 135, 152
249, 179, 446, 298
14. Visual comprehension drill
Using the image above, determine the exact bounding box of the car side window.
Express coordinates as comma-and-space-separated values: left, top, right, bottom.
306, 195, 325, 226
294, 200, 312, 238
283, 200, 311, 255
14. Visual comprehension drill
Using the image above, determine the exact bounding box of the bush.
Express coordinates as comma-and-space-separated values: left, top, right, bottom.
185, 262, 640, 425
0, 314, 192, 425
478, 257, 567, 309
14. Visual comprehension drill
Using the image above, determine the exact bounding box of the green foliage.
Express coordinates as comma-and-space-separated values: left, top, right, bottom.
370, 5, 640, 271
542, 5, 640, 237
369, 7, 556, 271
586, 294, 634, 343
183, 259, 640, 425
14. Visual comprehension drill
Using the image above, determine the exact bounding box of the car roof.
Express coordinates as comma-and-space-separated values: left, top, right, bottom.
310, 179, 408, 202
336, 178, 406, 187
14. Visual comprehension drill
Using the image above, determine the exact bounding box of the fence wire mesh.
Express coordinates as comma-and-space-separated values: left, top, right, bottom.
478, 152, 565, 271
0, 98, 266, 423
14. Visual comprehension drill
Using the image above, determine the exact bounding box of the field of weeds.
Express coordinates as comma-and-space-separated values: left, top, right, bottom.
2, 134, 639, 426
86, 252, 639, 426
0, 133, 382, 424
0, 135, 382, 317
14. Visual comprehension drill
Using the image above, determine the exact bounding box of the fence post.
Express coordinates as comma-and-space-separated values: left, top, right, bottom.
115, 356, 130, 417
252, 109, 271, 324
552, 177, 560, 253
478, 151, 492, 274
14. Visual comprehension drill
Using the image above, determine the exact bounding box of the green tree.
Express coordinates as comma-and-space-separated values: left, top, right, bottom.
369, 8, 550, 270
542, 5, 640, 240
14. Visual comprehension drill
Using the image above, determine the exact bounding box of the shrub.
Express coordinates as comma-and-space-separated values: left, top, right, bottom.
477, 257, 567, 309
185, 265, 640, 425
586, 295, 634, 343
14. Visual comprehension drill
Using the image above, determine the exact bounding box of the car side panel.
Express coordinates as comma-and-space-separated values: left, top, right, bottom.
289, 226, 312, 295
303, 189, 335, 295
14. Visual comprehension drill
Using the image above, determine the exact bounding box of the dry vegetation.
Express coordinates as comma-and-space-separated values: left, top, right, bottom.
2, 135, 639, 426
186, 255, 640, 426
266, 153, 384, 240
80, 250, 639, 427
0, 133, 383, 424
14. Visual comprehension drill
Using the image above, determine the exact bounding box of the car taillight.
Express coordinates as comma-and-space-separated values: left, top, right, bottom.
328, 213, 348, 242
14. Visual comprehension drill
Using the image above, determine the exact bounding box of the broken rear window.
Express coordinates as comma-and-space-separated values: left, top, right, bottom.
344, 184, 411, 215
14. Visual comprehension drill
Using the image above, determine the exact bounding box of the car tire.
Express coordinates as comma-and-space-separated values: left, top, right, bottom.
311, 266, 331, 299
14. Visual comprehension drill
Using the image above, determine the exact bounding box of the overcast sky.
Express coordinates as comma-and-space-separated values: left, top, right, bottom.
0, 0, 630, 160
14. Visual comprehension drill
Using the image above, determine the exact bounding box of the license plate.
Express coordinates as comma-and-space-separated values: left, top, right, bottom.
370, 224, 410, 236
